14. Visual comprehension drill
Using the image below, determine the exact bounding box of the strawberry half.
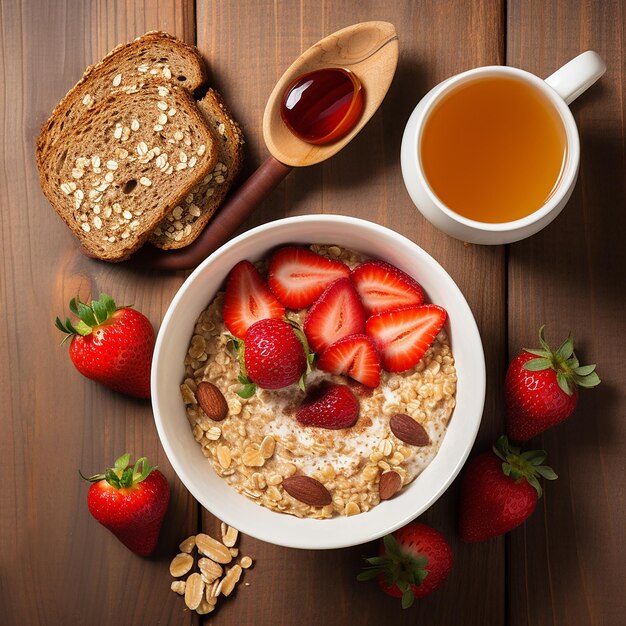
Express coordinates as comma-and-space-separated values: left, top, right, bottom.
358, 522, 453, 608
303, 277, 366, 353
317, 333, 381, 388
296, 384, 360, 429
81, 453, 170, 557
366, 304, 447, 373
222, 260, 285, 338
267, 246, 350, 309
350, 259, 425, 316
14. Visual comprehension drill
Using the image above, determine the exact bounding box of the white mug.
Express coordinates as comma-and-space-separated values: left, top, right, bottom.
400, 51, 606, 245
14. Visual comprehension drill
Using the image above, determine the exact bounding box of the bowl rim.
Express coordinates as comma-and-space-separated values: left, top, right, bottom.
152, 214, 485, 549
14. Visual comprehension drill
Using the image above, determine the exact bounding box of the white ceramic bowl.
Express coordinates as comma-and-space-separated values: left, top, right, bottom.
152, 215, 485, 549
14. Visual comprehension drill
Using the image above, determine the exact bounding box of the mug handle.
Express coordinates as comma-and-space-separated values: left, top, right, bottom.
545, 50, 606, 105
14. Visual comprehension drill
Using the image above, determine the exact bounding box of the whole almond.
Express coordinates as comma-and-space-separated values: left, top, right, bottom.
389, 413, 430, 446
378, 470, 402, 500
282, 475, 332, 507
196, 381, 228, 421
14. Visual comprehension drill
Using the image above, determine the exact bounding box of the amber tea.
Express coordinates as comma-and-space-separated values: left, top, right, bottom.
420, 76, 568, 223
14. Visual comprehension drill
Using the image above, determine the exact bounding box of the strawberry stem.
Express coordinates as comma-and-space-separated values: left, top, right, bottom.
56, 293, 127, 338
80, 453, 156, 490
493, 436, 557, 497
522, 325, 600, 396
357, 533, 428, 609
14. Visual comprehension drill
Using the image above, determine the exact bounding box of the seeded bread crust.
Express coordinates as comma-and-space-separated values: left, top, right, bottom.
36, 31, 207, 169
39, 82, 217, 262
150, 88, 245, 249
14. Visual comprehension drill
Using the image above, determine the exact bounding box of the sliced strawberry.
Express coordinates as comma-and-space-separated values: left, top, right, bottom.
317, 334, 381, 388
223, 260, 285, 338
366, 304, 447, 373
303, 277, 366, 353
268, 246, 350, 309
350, 259, 425, 315
296, 384, 360, 429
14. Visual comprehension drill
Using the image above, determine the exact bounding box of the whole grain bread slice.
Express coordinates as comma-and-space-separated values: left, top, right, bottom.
36, 31, 207, 169
38, 82, 217, 261
149, 88, 245, 249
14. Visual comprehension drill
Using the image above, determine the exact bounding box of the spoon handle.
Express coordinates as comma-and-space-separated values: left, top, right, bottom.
125, 156, 292, 270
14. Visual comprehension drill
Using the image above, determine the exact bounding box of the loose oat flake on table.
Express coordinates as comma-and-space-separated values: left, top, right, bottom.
170, 527, 253, 615
180, 244, 457, 519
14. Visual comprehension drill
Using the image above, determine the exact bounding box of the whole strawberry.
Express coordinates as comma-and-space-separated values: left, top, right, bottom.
242, 318, 310, 392
55, 293, 154, 398
459, 436, 557, 542
81, 454, 170, 556
358, 522, 453, 608
505, 325, 600, 441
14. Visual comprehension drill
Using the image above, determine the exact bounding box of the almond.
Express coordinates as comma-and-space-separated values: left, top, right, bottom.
282, 475, 332, 507
389, 413, 430, 446
378, 470, 402, 500
196, 381, 228, 421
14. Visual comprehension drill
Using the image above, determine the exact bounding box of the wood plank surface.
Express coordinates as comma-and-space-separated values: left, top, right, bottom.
0, 1, 197, 624
506, 2, 626, 625
196, 2, 506, 625
0, 0, 623, 624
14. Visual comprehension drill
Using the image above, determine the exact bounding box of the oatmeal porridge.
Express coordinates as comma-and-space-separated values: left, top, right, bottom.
180, 244, 457, 519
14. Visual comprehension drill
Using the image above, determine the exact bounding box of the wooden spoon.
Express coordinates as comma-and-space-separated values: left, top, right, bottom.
129, 21, 398, 270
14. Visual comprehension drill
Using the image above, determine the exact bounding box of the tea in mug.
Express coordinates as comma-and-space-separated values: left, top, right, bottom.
420, 76, 568, 223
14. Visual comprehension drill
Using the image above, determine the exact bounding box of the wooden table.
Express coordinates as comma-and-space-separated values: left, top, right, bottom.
1, 1, 624, 624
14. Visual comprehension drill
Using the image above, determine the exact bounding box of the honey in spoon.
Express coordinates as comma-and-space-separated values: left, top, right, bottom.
280, 68, 364, 145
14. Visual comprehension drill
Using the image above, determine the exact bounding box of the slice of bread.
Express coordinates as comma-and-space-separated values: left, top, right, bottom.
38, 82, 217, 261
149, 88, 245, 249
36, 31, 207, 169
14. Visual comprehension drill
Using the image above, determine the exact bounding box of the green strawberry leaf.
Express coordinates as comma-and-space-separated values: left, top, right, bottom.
535, 465, 558, 480
556, 371, 573, 395
100, 293, 118, 316
524, 348, 551, 358
237, 382, 257, 399
555, 334, 574, 360
356, 569, 380, 581
383, 534, 402, 559
114, 453, 130, 471
91, 298, 108, 325
521, 450, 547, 465
526, 474, 542, 497
574, 364, 596, 376
523, 357, 552, 371
401, 587, 415, 609
74, 320, 94, 336
574, 371, 601, 388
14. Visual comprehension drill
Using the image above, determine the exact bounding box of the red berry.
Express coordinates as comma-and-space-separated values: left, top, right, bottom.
223, 260, 285, 338
244, 318, 307, 390
303, 277, 366, 353
317, 333, 381, 388
83, 454, 170, 557
358, 522, 453, 608
505, 326, 600, 441
458, 437, 557, 542
350, 259, 425, 315
365, 304, 446, 373
268, 246, 350, 309
296, 384, 359, 429
56, 294, 154, 399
